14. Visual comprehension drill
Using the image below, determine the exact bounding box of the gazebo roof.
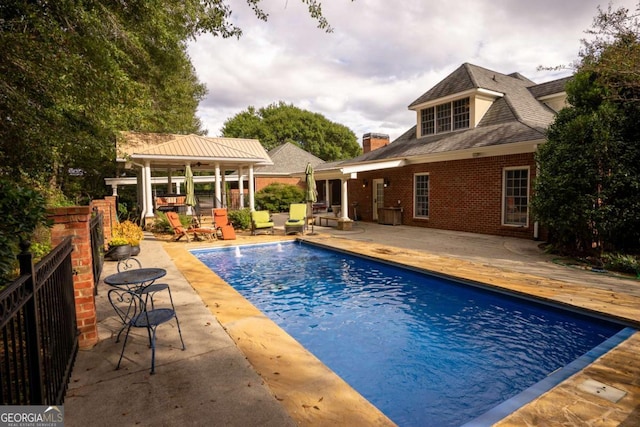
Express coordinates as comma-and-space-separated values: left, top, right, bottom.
117, 132, 273, 170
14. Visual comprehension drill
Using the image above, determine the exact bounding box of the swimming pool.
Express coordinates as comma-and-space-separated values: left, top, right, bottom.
193, 242, 628, 426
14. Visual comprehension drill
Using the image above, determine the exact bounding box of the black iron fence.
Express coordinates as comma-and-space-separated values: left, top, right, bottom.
90, 209, 104, 294
0, 237, 78, 405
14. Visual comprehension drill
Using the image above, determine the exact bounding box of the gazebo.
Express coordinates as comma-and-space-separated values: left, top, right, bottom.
112, 132, 273, 225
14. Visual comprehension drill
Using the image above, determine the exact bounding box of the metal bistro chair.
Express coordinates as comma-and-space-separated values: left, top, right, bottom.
108, 285, 185, 374
116, 258, 169, 311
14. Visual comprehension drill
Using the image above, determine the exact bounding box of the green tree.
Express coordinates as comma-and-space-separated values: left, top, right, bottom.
0, 1, 344, 201
221, 102, 362, 161
532, 4, 640, 254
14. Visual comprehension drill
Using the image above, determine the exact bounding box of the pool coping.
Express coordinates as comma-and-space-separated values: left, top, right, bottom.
164, 234, 640, 426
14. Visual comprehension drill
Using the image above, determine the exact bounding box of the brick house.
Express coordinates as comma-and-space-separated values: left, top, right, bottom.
314, 63, 570, 239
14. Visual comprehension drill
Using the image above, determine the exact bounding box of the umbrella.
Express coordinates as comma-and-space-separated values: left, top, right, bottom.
305, 162, 318, 234
185, 164, 196, 215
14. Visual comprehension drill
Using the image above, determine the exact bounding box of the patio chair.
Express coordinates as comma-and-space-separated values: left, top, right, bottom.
284, 203, 307, 235
213, 208, 236, 240
108, 284, 185, 374
166, 211, 216, 242
251, 210, 274, 235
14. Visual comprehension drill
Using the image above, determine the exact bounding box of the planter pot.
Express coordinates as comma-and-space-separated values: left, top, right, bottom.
130, 245, 140, 257
106, 244, 132, 261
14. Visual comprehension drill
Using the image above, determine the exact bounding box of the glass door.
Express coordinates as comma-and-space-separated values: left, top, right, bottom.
372, 179, 384, 221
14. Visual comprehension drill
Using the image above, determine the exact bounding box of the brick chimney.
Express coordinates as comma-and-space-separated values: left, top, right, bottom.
363, 133, 389, 153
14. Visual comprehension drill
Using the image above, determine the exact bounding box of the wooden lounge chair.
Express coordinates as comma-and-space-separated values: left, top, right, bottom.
251, 210, 274, 235
166, 211, 216, 242
213, 208, 236, 240
285, 203, 307, 235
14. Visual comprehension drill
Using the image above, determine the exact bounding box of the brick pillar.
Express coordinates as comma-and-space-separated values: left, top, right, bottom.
48, 206, 98, 349
90, 196, 118, 245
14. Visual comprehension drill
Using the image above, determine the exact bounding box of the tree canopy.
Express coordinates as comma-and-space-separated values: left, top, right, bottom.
532, 3, 640, 254
221, 102, 362, 161
0, 0, 343, 202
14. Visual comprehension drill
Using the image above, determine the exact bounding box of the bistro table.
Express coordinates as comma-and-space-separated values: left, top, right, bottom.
103, 267, 184, 374
104, 268, 168, 341
104, 267, 166, 290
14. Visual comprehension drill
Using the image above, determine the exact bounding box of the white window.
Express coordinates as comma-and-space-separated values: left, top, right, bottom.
420, 97, 470, 136
414, 173, 430, 218
503, 167, 529, 226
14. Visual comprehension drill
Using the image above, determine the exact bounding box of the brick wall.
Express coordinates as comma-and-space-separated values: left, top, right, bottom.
350, 153, 537, 239
48, 206, 98, 349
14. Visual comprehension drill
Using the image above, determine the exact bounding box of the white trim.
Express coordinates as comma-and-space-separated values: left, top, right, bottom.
128, 154, 272, 165
409, 88, 504, 111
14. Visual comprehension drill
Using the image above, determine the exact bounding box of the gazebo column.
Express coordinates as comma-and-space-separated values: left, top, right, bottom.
238, 166, 245, 209
222, 169, 227, 208
214, 163, 222, 208
167, 168, 173, 194
143, 160, 154, 225
248, 165, 255, 211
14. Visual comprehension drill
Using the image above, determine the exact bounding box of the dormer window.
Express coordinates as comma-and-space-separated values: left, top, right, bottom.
420, 97, 470, 136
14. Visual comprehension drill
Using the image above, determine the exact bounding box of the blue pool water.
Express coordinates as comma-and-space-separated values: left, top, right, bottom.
193, 242, 626, 427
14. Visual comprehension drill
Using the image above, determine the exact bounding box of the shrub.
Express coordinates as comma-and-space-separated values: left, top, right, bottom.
0, 179, 50, 286
255, 183, 305, 212
111, 220, 144, 246
602, 253, 640, 277
228, 208, 251, 230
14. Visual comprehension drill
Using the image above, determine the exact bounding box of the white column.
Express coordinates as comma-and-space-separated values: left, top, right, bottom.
324, 179, 330, 206
176, 181, 181, 194
222, 169, 227, 208
143, 160, 154, 222
340, 178, 350, 220
111, 184, 118, 196
248, 165, 255, 211
238, 166, 245, 209
214, 162, 222, 208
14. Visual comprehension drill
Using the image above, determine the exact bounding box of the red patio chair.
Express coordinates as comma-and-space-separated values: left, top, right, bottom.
213, 208, 236, 240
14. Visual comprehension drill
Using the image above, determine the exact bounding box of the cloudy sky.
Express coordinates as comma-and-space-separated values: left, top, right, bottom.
187, 0, 638, 143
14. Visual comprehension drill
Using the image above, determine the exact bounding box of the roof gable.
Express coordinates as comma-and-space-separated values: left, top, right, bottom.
408, 64, 556, 129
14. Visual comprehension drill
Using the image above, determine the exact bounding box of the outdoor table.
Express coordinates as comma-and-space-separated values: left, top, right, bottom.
104, 267, 168, 342
104, 268, 166, 291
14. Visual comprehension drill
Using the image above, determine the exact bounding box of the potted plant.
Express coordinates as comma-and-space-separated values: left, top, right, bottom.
105, 236, 132, 260
109, 220, 144, 257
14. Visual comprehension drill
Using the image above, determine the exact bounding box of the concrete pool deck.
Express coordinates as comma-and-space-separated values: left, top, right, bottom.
65, 220, 640, 426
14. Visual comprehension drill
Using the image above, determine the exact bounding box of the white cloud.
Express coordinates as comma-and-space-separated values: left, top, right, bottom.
188, 0, 638, 142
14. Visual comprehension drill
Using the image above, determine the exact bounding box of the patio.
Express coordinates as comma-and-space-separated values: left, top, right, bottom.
64, 220, 640, 426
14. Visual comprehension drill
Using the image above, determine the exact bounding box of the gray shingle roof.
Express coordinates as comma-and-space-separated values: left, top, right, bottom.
255, 142, 324, 175
528, 76, 572, 98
